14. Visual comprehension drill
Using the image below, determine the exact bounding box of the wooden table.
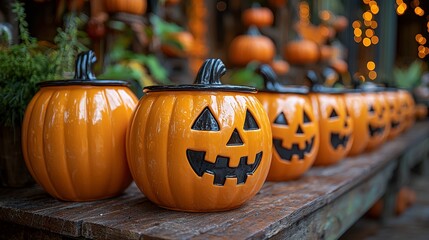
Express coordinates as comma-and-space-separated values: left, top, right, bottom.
1, 122, 429, 240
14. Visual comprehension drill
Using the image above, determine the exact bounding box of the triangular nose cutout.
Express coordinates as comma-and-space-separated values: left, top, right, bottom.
227, 129, 244, 146
344, 120, 348, 128
296, 125, 304, 134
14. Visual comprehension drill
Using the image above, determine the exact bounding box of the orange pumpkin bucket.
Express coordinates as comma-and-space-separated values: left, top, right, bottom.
362, 88, 391, 151
126, 59, 272, 212
384, 89, 405, 140
344, 90, 369, 156
307, 71, 354, 166
256, 65, 319, 181
22, 51, 138, 201
398, 89, 416, 132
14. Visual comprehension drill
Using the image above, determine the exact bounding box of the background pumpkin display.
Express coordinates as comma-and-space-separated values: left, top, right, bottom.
344, 91, 369, 156
22, 51, 138, 201
229, 26, 275, 67
104, 0, 147, 15
256, 65, 319, 181
283, 38, 320, 65
364, 92, 391, 151
241, 5, 274, 28
126, 59, 272, 212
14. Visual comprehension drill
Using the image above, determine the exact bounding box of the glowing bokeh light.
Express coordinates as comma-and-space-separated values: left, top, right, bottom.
367, 61, 376, 70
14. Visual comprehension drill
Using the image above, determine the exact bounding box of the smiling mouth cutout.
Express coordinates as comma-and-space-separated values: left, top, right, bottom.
273, 136, 315, 161
368, 124, 385, 136
391, 121, 400, 129
330, 133, 350, 149
186, 150, 262, 186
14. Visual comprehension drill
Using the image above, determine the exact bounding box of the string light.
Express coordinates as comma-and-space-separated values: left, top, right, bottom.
365, 29, 374, 37
368, 71, 377, 80
367, 61, 376, 71
363, 37, 371, 47
414, 7, 424, 16
371, 36, 379, 44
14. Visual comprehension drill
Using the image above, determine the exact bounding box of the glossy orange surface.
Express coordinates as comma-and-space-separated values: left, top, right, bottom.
310, 93, 353, 166
344, 92, 369, 156
127, 91, 272, 212
257, 92, 319, 181
398, 90, 415, 132
22, 85, 137, 201
364, 92, 390, 151
384, 91, 405, 140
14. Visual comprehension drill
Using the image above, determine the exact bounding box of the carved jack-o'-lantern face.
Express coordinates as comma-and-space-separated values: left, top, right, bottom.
344, 92, 369, 156
186, 106, 265, 186
364, 92, 390, 151
256, 65, 319, 181
310, 93, 353, 166
126, 59, 272, 212
384, 91, 404, 139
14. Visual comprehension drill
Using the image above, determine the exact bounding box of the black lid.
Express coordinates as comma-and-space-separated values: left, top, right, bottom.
306, 70, 349, 94
257, 64, 309, 94
38, 51, 130, 87
144, 59, 256, 93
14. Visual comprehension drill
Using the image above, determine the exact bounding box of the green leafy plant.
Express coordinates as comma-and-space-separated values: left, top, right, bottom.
0, 2, 86, 127
393, 60, 424, 89
227, 62, 264, 89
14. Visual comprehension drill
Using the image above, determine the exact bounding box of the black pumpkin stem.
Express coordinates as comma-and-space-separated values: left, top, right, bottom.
74, 50, 97, 80
194, 58, 226, 85
257, 64, 282, 91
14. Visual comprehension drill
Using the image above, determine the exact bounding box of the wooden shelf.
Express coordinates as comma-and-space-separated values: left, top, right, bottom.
1, 122, 429, 239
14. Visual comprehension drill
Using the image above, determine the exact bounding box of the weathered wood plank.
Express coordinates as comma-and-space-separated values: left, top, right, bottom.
0, 121, 428, 240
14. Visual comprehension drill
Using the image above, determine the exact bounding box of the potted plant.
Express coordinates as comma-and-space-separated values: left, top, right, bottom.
0, 2, 86, 187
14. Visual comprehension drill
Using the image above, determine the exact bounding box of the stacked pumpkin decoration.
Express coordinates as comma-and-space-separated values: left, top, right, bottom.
241, 4, 274, 28
126, 59, 273, 212
229, 26, 275, 67
256, 65, 319, 181
307, 71, 353, 165
104, 0, 147, 15
22, 51, 138, 201
283, 38, 320, 65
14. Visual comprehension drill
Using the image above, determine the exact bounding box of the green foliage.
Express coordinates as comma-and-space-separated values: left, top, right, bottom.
0, 2, 85, 127
227, 62, 264, 89
393, 60, 424, 89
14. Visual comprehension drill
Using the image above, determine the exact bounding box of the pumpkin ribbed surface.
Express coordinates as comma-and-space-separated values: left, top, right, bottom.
345, 93, 369, 156
22, 85, 137, 201
126, 91, 272, 212
229, 35, 275, 67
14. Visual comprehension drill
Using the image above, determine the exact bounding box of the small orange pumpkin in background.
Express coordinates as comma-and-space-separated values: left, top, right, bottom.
307, 71, 353, 166
398, 89, 415, 131
256, 65, 319, 181
415, 104, 428, 120
127, 59, 272, 212
105, 0, 147, 15
330, 59, 348, 74
161, 31, 194, 57
344, 90, 369, 156
22, 51, 138, 201
364, 91, 390, 151
242, 5, 274, 28
283, 39, 319, 65
384, 90, 405, 140
269, 58, 290, 75
229, 26, 275, 67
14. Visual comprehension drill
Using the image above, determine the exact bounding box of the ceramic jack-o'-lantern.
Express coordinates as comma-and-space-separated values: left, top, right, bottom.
384, 89, 405, 140
126, 59, 272, 212
344, 90, 369, 156
256, 65, 319, 181
307, 71, 353, 166
363, 89, 391, 151
398, 89, 415, 132
22, 51, 138, 201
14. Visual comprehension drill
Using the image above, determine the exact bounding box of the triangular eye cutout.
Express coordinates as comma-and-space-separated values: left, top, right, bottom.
369, 105, 375, 113
192, 107, 220, 131
274, 112, 288, 125
227, 129, 244, 146
244, 110, 259, 130
303, 111, 311, 123
329, 109, 338, 118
